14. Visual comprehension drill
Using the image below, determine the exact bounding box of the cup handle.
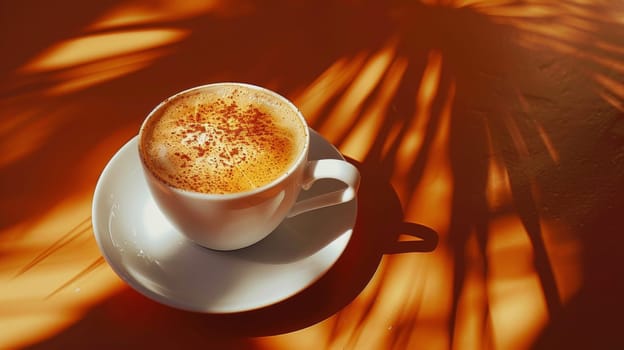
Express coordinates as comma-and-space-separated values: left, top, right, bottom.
287, 159, 360, 218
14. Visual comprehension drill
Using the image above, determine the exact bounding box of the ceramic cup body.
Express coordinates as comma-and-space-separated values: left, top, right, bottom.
138, 83, 359, 250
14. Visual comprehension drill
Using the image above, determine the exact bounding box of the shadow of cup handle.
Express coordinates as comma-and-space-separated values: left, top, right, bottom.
384, 222, 439, 254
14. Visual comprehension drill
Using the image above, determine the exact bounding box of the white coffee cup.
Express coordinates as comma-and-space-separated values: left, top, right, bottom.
138, 83, 360, 250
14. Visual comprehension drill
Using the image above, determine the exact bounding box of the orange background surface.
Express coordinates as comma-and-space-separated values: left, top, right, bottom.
1, 1, 623, 349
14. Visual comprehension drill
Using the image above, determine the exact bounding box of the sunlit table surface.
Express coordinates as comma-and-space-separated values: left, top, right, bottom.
2, 1, 624, 349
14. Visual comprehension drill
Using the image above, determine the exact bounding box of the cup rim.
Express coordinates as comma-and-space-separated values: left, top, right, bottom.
138, 82, 310, 200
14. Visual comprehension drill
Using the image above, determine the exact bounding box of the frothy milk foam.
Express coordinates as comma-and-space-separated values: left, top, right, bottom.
139, 85, 306, 194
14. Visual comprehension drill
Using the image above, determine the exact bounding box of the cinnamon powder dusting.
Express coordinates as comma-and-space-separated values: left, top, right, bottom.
140, 87, 305, 194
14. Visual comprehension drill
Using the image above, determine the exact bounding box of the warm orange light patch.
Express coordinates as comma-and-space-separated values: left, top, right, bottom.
393, 50, 444, 184
400, 79, 454, 233
594, 72, 624, 102
446, 0, 502, 9
533, 120, 560, 164
490, 273, 549, 350
46, 48, 171, 95
88, 0, 225, 30
317, 37, 399, 142
19, 29, 189, 73
293, 53, 368, 125
0, 196, 125, 350
476, 4, 559, 19
340, 57, 409, 160
363, 254, 452, 350
486, 214, 549, 349
484, 128, 513, 211
484, 213, 582, 348
599, 91, 624, 112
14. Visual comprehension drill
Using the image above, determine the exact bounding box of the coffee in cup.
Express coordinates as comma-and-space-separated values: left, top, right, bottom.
139, 85, 307, 195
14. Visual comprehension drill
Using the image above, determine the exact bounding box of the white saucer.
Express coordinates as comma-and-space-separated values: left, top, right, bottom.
92, 129, 357, 313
